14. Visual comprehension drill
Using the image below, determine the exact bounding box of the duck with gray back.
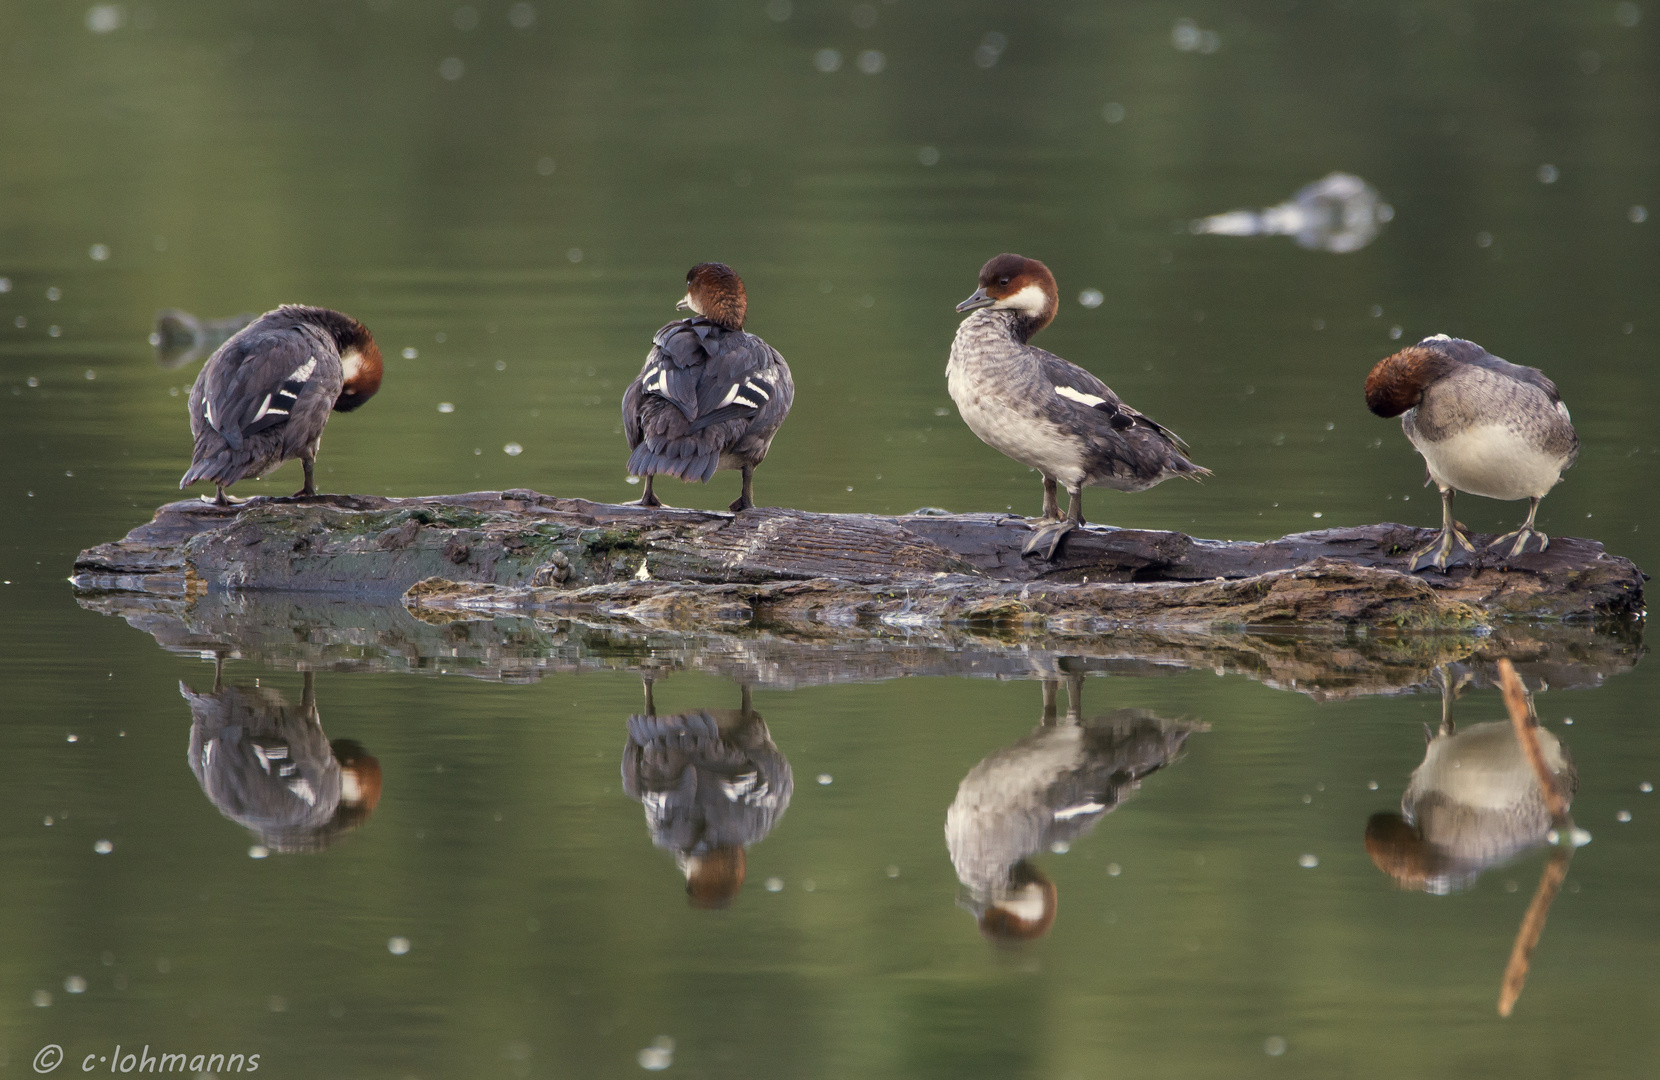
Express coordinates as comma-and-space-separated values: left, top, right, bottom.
949, 254, 1210, 559
623, 263, 795, 512
1365, 335, 1578, 571
180, 305, 384, 506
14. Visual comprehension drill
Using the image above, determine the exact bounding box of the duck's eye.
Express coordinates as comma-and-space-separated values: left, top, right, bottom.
998, 277, 1010, 286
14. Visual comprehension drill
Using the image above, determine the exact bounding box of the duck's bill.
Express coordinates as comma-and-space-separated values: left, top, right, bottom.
675, 293, 694, 312
956, 288, 994, 313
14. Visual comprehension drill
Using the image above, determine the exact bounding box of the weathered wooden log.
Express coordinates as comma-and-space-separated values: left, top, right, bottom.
71, 489, 1646, 629
74, 588, 1643, 699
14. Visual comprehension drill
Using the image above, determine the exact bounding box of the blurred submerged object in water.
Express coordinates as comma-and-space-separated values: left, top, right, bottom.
151, 308, 256, 369
621, 680, 793, 909
1190, 172, 1393, 253
180, 668, 382, 853
945, 673, 1205, 941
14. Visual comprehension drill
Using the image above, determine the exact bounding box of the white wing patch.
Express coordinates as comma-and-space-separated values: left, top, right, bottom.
641, 366, 667, 394
717, 377, 772, 410
1055, 385, 1108, 409
1053, 800, 1107, 821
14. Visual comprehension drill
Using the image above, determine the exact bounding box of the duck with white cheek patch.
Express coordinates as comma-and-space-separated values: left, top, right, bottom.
948, 254, 1210, 559
1364, 335, 1579, 572
622, 263, 795, 512
180, 305, 384, 507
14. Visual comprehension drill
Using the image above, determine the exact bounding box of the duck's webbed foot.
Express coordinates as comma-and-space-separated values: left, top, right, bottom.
1022, 519, 1075, 560
728, 464, 756, 513
629, 476, 666, 509
1488, 497, 1548, 559
1490, 526, 1548, 558
204, 486, 245, 508
1407, 525, 1475, 572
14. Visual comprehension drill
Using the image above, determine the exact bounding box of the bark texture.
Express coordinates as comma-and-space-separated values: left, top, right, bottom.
71, 489, 1646, 632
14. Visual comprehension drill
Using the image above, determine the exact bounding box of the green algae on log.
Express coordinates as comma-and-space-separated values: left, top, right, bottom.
70, 489, 1645, 630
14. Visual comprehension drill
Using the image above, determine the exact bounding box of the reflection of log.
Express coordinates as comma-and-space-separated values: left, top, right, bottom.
72, 491, 1644, 628
75, 588, 1641, 698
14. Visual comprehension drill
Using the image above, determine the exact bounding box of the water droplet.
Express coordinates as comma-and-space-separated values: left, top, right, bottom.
504, 443, 523, 456
267, 994, 287, 1012
437, 402, 455, 413
64, 975, 87, 994
1298, 853, 1319, 868
46, 286, 62, 301
816, 773, 833, 785
1617, 810, 1632, 822
567, 247, 583, 263
1050, 840, 1070, 854
1264, 1036, 1287, 1056
14, 316, 25, 328
1476, 231, 1493, 247
765, 877, 784, 892
388, 936, 411, 955
1107, 862, 1122, 876
89, 243, 110, 261
452, 5, 479, 30
94, 839, 113, 854
86, 4, 125, 33
67, 734, 78, 742
1617, 1, 1641, 27
1640, 781, 1652, 793
857, 49, 886, 74
802, 879, 816, 892
439, 57, 465, 80
249, 845, 269, 859
1389, 325, 1403, 339
1537, 163, 1559, 184
1078, 288, 1104, 308
934, 406, 949, 416
885, 865, 900, 877
494, 360, 507, 371
508, 2, 536, 28
536, 156, 555, 175
1367, 780, 1378, 790
814, 48, 843, 72
638, 1037, 675, 1071
32, 989, 52, 1007
1102, 102, 1125, 123
26, 376, 38, 387
917, 146, 939, 165
402, 347, 418, 359
1311, 512, 1323, 519
1630, 204, 1648, 223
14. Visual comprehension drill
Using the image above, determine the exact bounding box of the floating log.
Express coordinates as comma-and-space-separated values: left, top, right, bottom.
72, 490, 1645, 631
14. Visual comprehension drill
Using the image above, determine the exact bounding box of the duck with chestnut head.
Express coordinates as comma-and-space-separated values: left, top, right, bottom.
1365, 335, 1578, 571
950, 254, 1209, 559
623, 263, 795, 512
180, 305, 384, 506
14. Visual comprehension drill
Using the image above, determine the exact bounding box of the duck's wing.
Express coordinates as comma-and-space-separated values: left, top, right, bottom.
1422, 336, 1563, 402
192, 322, 342, 451
1030, 349, 1191, 451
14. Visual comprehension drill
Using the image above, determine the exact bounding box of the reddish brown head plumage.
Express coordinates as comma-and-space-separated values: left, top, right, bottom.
1364, 345, 1450, 418
275, 305, 384, 413
976, 862, 1058, 942
681, 262, 747, 331
957, 253, 1059, 338
1363, 811, 1445, 890
684, 845, 746, 909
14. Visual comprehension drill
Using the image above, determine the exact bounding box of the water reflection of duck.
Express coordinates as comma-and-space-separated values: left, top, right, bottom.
621, 680, 793, 908
949, 254, 1209, 559
181, 305, 385, 506
180, 668, 382, 853
1366, 683, 1575, 895
622, 263, 795, 512
946, 675, 1205, 940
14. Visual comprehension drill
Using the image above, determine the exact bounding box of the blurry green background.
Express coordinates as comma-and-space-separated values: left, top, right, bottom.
2, 0, 1658, 1077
